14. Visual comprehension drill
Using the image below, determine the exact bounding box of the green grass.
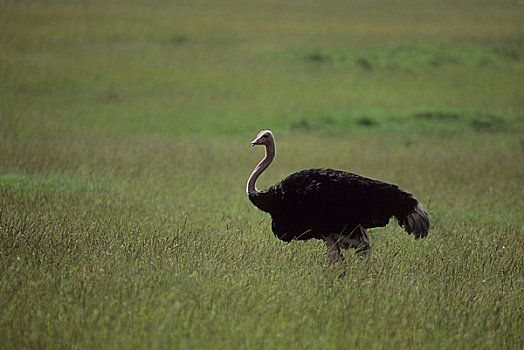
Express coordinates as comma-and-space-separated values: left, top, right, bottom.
1, 0, 523, 349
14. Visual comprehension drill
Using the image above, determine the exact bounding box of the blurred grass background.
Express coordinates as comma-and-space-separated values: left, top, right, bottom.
1, 0, 522, 137
1, 0, 523, 349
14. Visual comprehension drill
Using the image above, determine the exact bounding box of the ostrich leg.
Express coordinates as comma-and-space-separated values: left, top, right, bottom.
322, 235, 344, 265
352, 225, 370, 256
333, 225, 370, 257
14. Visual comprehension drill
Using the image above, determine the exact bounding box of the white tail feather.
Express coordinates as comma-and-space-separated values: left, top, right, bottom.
402, 202, 430, 239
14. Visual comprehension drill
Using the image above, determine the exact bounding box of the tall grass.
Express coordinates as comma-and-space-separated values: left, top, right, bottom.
1, 0, 523, 349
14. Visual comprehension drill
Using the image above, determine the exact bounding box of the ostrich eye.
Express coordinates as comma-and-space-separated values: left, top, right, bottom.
262, 134, 268, 138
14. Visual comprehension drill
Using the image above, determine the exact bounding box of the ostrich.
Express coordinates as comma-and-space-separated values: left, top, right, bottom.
247, 130, 429, 265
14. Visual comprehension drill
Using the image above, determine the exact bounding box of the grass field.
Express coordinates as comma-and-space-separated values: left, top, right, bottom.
1, 0, 523, 349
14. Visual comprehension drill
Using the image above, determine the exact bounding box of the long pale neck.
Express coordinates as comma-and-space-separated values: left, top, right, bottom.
247, 142, 275, 194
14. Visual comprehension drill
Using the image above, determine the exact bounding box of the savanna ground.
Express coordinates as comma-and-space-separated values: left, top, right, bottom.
1, 0, 523, 349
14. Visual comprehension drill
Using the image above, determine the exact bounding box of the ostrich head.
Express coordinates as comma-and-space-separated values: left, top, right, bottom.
250, 130, 274, 147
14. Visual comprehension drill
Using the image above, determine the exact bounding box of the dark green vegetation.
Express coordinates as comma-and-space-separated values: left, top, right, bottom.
1, 0, 523, 349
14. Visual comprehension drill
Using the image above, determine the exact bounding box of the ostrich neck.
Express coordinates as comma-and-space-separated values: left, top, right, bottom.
247, 142, 275, 195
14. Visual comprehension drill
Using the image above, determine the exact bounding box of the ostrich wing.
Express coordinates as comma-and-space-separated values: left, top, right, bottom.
274, 168, 417, 232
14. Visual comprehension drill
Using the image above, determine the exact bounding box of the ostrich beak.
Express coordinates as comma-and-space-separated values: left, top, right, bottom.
250, 139, 260, 146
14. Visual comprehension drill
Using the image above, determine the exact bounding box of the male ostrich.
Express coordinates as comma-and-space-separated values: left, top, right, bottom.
247, 130, 429, 265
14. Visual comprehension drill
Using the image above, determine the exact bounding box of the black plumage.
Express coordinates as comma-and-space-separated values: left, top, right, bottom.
247, 130, 429, 264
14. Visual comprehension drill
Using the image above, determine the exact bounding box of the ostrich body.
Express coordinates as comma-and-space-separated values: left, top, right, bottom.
247, 130, 429, 264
